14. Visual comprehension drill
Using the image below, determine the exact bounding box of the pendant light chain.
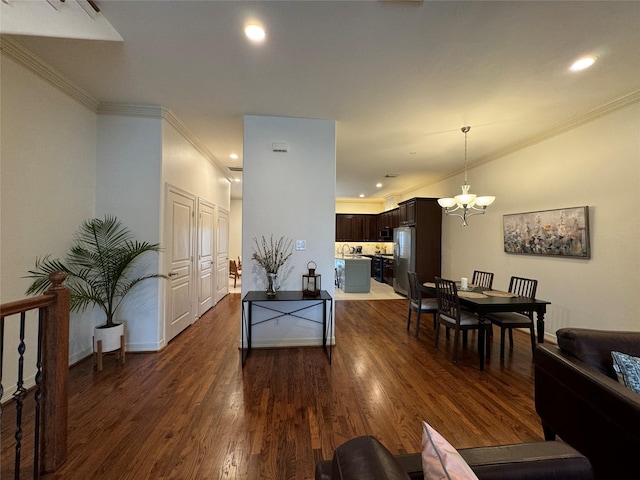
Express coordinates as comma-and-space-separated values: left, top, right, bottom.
462, 125, 470, 185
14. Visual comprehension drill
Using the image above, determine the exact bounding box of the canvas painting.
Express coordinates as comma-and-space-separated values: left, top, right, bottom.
503, 206, 590, 258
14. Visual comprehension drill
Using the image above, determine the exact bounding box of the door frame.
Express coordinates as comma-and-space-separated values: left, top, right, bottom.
215, 207, 230, 303
164, 184, 197, 343
197, 197, 216, 316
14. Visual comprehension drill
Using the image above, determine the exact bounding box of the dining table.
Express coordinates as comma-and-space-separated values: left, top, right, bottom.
421, 281, 551, 370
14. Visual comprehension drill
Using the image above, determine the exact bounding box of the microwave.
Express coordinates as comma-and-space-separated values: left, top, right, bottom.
380, 228, 393, 241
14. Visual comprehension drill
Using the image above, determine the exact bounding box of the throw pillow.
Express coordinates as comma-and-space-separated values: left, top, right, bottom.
611, 351, 640, 394
421, 420, 479, 480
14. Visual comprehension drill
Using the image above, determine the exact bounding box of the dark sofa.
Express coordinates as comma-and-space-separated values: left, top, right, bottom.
315, 435, 592, 480
535, 328, 640, 480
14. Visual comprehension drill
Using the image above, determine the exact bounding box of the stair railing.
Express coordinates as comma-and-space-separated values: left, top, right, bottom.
1, 272, 70, 478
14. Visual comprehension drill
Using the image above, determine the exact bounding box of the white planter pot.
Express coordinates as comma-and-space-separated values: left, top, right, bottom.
93, 322, 124, 353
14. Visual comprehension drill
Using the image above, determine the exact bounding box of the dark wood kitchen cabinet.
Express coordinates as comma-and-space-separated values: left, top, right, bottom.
397, 197, 442, 284
399, 199, 417, 226
336, 214, 354, 242
383, 257, 394, 285
336, 214, 377, 242
377, 208, 399, 232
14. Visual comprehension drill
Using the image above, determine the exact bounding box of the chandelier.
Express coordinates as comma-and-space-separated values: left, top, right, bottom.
437, 126, 495, 226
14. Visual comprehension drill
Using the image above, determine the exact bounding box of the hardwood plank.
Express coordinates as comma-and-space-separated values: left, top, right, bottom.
2, 294, 543, 479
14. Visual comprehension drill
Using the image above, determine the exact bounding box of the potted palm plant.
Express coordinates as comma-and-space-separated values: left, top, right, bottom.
25, 215, 166, 355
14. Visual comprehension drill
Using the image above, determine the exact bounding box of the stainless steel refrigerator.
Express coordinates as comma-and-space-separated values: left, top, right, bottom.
393, 226, 416, 297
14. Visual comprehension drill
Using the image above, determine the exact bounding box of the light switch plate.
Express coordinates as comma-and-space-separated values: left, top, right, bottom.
296, 240, 306, 250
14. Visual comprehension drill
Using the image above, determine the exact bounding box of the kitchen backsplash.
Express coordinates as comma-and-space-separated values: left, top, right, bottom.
335, 242, 394, 256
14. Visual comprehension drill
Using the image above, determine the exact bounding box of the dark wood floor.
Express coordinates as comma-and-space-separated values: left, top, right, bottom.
2, 294, 544, 479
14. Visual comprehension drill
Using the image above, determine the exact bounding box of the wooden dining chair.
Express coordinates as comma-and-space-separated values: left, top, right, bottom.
486, 276, 538, 358
229, 259, 241, 288
434, 277, 487, 365
407, 271, 438, 338
472, 270, 494, 290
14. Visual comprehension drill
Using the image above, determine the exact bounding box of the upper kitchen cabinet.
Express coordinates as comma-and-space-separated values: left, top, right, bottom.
363, 215, 377, 241
377, 208, 399, 231
398, 199, 417, 226
336, 214, 354, 242
336, 214, 378, 242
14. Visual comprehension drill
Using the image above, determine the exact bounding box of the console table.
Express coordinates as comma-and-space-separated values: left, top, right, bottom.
241, 290, 334, 367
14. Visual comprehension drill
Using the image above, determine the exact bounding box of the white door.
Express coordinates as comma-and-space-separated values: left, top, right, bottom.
215, 208, 230, 303
166, 188, 196, 342
197, 199, 215, 316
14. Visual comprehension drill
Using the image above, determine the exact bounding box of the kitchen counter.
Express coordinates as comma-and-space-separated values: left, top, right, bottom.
335, 257, 371, 293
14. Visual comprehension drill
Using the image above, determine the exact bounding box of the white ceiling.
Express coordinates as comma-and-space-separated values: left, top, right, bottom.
3, 0, 639, 201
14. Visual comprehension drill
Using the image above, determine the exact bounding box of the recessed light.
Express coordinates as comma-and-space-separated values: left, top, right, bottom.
230, 153, 238, 160
245, 24, 266, 42
359, 194, 365, 198
376, 183, 383, 188
570, 55, 596, 72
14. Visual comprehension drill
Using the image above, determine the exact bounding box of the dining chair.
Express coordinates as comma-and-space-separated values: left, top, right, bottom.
407, 271, 438, 338
472, 270, 494, 290
229, 259, 241, 288
434, 277, 487, 365
486, 276, 538, 358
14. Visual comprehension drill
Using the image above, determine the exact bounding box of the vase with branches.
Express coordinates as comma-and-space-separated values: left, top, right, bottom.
251, 235, 293, 296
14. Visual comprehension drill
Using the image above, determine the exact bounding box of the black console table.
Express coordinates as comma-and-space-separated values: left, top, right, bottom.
241, 290, 334, 367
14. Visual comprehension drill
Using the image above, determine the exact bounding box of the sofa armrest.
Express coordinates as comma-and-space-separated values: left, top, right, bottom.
318, 438, 592, 480
318, 436, 410, 480
535, 343, 640, 479
556, 328, 640, 378
395, 442, 592, 480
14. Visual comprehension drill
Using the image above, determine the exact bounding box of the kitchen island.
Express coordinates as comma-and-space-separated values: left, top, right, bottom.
335, 256, 371, 293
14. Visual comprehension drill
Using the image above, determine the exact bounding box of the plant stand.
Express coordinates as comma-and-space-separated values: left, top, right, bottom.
93, 335, 125, 371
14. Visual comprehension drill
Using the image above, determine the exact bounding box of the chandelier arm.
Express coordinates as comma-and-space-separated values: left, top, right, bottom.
443, 205, 462, 214
465, 208, 488, 217
443, 210, 465, 220
468, 205, 489, 213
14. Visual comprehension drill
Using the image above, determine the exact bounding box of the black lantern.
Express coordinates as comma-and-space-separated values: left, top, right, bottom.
302, 261, 321, 297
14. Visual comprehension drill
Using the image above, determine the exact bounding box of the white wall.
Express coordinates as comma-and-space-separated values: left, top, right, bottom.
336, 199, 385, 214
162, 121, 231, 211
242, 115, 336, 347
406, 103, 640, 337
96, 113, 164, 353
1, 52, 97, 398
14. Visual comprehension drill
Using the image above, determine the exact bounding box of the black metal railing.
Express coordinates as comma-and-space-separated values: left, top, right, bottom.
1, 273, 69, 479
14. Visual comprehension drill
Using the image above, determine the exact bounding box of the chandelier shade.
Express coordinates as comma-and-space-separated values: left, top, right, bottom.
438, 126, 495, 226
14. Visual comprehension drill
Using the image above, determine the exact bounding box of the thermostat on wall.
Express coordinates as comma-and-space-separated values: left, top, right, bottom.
272, 142, 288, 152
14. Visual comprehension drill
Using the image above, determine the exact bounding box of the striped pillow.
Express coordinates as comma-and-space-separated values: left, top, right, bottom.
612, 351, 640, 394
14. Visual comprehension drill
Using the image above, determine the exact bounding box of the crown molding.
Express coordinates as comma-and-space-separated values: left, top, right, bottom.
471, 89, 640, 169
403, 89, 640, 196
97, 102, 170, 118
98, 102, 231, 177
1, 35, 99, 111
2, 37, 230, 177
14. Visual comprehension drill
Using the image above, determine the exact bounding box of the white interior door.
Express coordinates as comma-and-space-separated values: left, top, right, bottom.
197, 199, 215, 316
166, 188, 196, 342
215, 208, 230, 303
